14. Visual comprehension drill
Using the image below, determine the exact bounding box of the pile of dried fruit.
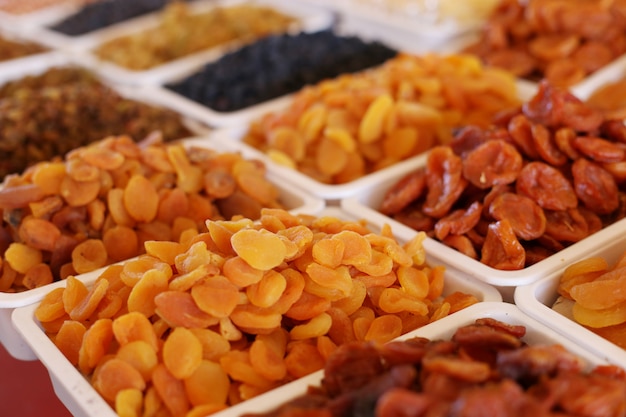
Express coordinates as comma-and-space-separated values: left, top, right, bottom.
243, 53, 520, 185
94, 2, 297, 70
244, 317, 626, 417
380, 80, 626, 270
0, 134, 284, 292
34, 208, 478, 416
166, 29, 397, 112
0, 67, 193, 178
464, 0, 626, 88
555, 252, 626, 349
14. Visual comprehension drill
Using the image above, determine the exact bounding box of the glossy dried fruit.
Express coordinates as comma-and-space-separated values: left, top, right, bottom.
515, 161, 577, 211
423, 147, 468, 218
489, 192, 546, 240
480, 220, 525, 270
462, 140, 523, 189
572, 158, 619, 215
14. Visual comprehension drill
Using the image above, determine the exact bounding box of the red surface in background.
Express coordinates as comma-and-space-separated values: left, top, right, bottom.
0, 342, 73, 417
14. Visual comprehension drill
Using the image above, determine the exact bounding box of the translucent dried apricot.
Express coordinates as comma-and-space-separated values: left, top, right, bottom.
5, 242, 43, 274
191, 275, 240, 318
163, 327, 203, 379
152, 363, 191, 416
103, 225, 139, 263
79, 318, 114, 374
115, 388, 142, 417
222, 256, 264, 287
246, 270, 286, 308
155, 291, 219, 329
112, 312, 159, 351
123, 175, 159, 223
55, 320, 87, 366
72, 239, 108, 274
249, 339, 287, 381
231, 229, 286, 270
127, 269, 169, 317
93, 358, 146, 403
184, 360, 230, 407
116, 340, 158, 382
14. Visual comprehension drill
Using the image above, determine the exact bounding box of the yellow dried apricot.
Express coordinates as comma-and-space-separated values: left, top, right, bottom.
102, 226, 139, 263
155, 291, 219, 329
116, 340, 158, 382
183, 360, 230, 406
290, 312, 332, 340
71, 239, 108, 274
231, 229, 286, 270
112, 311, 159, 351
115, 388, 142, 417
191, 275, 240, 318
93, 358, 146, 403
222, 256, 264, 287
246, 270, 287, 308
79, 318, 114, 374
123, 175, 159, 223
60, 176, 100, 207
54, 320, 87, 366
5, 242, 42, 274
163, 327, 203, 379
127, 269, 169, 317
188, 328, 231, 361
249, 338, 287, 381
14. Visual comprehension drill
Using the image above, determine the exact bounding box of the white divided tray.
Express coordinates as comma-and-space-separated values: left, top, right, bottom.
27, 0, 335, 86
515, 231, 626, 368
340, 154, 626, 302
0, 135, 325, 361
15, 300, 612, 417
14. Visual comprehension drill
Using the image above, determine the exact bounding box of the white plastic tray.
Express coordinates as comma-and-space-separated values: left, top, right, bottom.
29, 0, 335, 86
515, 232, 626, 368
340, 153, 626, 302
0, 135, 324, 361
15, 300, 612, 417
